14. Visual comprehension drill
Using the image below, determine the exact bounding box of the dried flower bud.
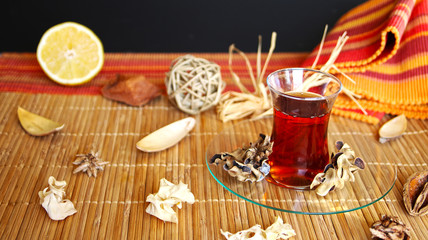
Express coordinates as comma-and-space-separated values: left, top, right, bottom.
403, 170, 428, 216
210, 134, 272, 182
310, 141, 365, 196
370, 215, 410, 240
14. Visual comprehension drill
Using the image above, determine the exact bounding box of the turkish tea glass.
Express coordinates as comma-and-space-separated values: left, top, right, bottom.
266, 68, 342, 190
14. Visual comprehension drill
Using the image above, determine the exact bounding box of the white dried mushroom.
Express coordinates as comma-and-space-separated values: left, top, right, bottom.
221, 216, 296, 240
38, 176, 77, 220
145, 178, 195, 223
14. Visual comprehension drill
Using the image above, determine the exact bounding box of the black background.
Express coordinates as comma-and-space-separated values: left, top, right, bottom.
2, 0, 365, 52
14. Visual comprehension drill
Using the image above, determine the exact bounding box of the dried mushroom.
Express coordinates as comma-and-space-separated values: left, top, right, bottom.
73, 151, 108, 177
38, 176, 77, 220
403, 170, 428, 216
146, 178, 195, 223
210, 134, 272, 182
310, 141, 365, 196
17, 106, 64, 136
370, 215, 410, 240
102, 74, 162, 106
221, 216, 296, 240
379, 114, 407, 143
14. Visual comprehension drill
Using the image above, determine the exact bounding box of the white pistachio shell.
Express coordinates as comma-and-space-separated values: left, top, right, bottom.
136, 117, 195, 152
379, 114, 407, 143
17, 107, 64, 136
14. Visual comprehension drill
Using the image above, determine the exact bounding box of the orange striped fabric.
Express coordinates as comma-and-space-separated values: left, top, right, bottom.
0, 52, 307, 94
302, 0, 428, 123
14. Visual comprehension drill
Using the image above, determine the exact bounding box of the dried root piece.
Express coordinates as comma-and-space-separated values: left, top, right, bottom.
403, 170, 428, 216
221, 216, 296, 240
379, 114, 407, 143
370, 215, 410, 240
217, 32, 276, 122
17, 107, 64, 136
210, 134, 272, 182
310, 141, 365, 196
38, 176, 77, 220
73, 151, 108, 177
146, 178, 195, 223
102, 74, 162, 106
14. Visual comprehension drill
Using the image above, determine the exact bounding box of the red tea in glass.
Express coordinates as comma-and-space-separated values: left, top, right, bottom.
266, 69, 342, 189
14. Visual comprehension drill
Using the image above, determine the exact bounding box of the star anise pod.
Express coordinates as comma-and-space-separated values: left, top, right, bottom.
73, 151, 108, 177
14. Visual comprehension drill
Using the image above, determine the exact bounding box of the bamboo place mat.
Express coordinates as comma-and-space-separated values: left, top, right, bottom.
0, 53, 427, 239
0, 93, 427, 239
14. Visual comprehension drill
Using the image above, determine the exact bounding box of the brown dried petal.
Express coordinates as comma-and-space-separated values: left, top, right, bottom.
403, 170, 428, 216
370, 215, 410, 240
310, 141, 364, 196
210, 134, 272, 182
102, 75, 162, 106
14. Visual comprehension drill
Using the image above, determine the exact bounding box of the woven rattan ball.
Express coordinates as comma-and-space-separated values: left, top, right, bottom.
165, 55, 225, 115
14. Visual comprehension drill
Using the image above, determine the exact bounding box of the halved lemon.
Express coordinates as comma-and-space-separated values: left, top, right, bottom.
37, 22, 104, 86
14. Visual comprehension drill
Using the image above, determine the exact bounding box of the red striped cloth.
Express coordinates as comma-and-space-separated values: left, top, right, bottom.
0, 52, 307, 95
302, 0, 428, 123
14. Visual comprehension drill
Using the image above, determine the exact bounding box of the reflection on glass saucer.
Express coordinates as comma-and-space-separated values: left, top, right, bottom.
205, 118, 397, 215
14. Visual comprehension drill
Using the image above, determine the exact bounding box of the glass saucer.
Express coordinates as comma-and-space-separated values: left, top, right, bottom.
205, 118, 397, 215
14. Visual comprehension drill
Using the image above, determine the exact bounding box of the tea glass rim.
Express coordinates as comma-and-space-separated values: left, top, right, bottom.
266, 68, 343, 101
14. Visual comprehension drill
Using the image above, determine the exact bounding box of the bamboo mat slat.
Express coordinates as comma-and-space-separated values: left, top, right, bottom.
0, 92, 427, 240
